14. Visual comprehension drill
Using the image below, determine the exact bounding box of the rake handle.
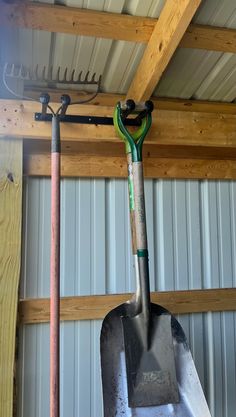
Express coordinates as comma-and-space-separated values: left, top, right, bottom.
50, 115, 61, 417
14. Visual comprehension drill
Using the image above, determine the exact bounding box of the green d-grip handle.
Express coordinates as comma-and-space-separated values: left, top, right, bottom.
113, 101, 152, 162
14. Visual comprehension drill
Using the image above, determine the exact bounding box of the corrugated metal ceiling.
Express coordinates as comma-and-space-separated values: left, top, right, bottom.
1, 0, 236, 101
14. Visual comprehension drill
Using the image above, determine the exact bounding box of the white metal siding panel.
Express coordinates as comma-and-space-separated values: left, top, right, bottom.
18, 177, 236, 417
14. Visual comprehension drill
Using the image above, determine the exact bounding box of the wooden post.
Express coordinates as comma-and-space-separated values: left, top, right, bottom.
0, 138, 22, 417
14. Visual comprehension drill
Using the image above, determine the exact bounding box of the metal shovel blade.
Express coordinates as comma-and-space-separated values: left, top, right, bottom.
122, 311, 179, 407
101, 302, 211, 417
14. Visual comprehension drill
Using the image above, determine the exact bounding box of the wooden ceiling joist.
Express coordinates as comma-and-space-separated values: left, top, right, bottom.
127, 0, 202, 101
1, 1, 236, 53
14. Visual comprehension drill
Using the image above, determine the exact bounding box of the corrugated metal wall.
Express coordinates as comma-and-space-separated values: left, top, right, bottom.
18, 178, 236, 417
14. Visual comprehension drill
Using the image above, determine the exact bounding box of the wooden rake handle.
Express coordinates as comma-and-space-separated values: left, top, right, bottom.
50, 115, 61, 417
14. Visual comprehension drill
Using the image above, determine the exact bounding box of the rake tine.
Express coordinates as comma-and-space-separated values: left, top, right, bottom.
15, 65, 21, 78
12, 64, 16, 77
91, 72, 96, 83
63, 67, 68, 82
10, 64, 16, 77
34, 64, 39, 81
36, 65, 40, 81
70, 69, 75, 82
78, 71, 83, 82
4, 62, 12, 77
28, 67, 32, 81
7, 63, 14, 77
21, 65, 27, 79
84, 71, 90, 83
98, 74, 102, 87
21, 64, 28, 80
49, 65, 54, 82
28, 66, 33, 81
56, 66, 61, 83
20, 64, 25, 79
42, 66, 46, 82
7, 63, 13, 77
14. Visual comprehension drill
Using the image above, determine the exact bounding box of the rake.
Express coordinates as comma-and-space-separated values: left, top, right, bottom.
2, 62, 102, 103
2, 62, 102, 417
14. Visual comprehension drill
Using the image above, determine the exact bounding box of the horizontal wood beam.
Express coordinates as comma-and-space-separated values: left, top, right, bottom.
127, 0, 202, 101
24, 153, 236, 179
1, 2, 236, 53
19, 288, 236, 324
181, 24, 236, 54
3, 98, 236, 178
2, 99, 236, 148
24, 90, 236, 115
0, 1, 154, 43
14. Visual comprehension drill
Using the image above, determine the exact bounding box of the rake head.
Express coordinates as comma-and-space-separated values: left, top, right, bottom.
3, 62, 102, 87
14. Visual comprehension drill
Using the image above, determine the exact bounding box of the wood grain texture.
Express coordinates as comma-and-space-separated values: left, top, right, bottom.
127, 0, 202, 101
0, 138, 22, 417
24, 153, 236, 179
0, 1, 154, 42
24, 90, 236, 115
2, 2, 236, 53
181, 23, 236, 53
2, 99, 236, 148
19, 288, 236, 324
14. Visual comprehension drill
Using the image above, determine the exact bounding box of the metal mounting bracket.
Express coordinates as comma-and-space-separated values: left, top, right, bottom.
34, 113, 142, 126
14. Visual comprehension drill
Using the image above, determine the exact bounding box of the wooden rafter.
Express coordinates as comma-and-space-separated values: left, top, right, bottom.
1, 1, 236, 53
19, 288, 236, 324
127, 0, 202, 101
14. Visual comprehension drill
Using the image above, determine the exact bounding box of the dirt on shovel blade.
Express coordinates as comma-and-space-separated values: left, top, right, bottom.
101, 303, 211, 417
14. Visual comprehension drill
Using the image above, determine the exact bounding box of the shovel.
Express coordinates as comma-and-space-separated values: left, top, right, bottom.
100, 100, 211, 417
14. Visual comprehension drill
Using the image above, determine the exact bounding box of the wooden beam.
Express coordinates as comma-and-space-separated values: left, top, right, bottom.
2, 99, 236, 149
127, 0, 202, 101
3, 98, 236, 178
24, 90, 236, 115
19, 288, 236, 324
24, 153, 236, 179
1, 2, 236, 53
181, 24, 236, 54
0, 1, 154, 43
0, 138, 22, 417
